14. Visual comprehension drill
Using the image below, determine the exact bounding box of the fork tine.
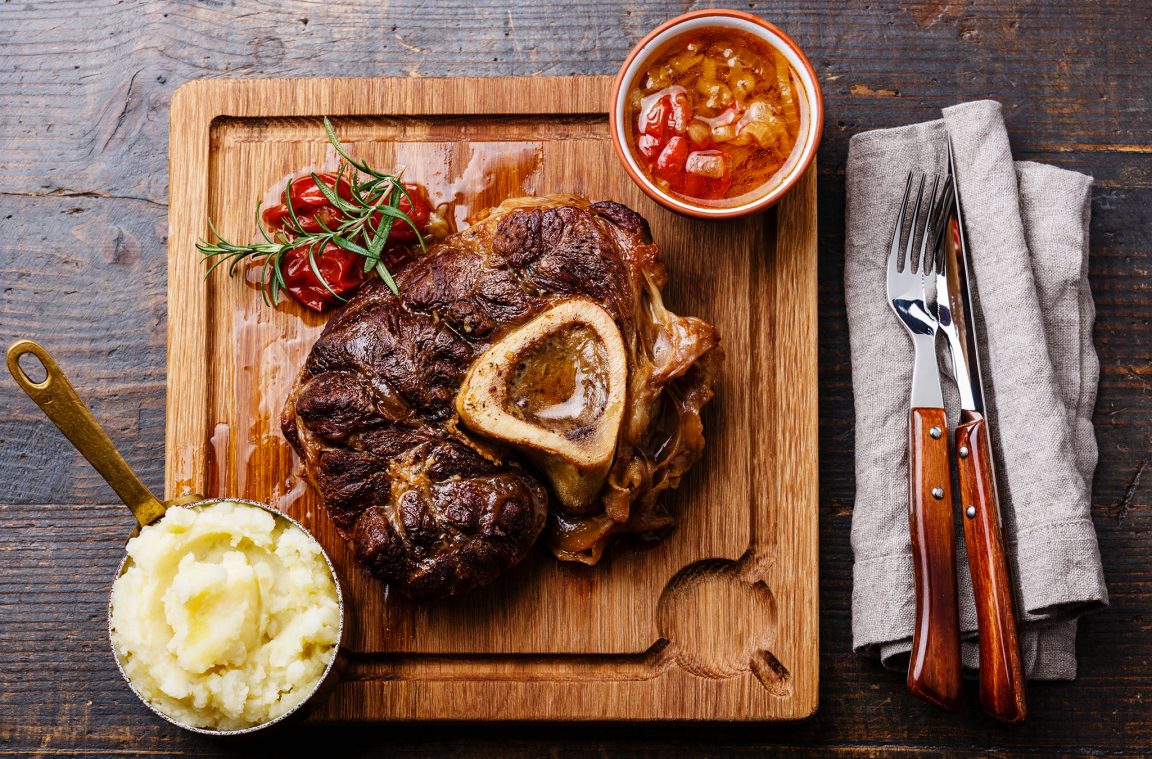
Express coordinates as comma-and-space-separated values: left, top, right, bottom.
890, 172, 915, 273
905, 174, 926, 273
918, 175, 941, 274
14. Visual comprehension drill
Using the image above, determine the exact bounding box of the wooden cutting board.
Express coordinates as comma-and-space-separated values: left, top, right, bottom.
166, 76, 818, 721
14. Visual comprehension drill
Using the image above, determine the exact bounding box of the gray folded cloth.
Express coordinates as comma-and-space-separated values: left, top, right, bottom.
844, 100, 1108, 680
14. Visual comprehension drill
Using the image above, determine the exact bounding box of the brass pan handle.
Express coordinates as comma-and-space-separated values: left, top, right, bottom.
6, 339, 167, 527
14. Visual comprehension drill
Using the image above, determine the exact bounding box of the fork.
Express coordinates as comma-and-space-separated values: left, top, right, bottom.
886, 173, 963, 711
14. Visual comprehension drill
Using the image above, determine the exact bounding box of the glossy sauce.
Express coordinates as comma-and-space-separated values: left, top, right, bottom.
205, 291, 324, 516
625, 28, 807, 207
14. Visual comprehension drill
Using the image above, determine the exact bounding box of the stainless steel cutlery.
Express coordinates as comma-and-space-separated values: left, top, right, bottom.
886, 141, 1026, 721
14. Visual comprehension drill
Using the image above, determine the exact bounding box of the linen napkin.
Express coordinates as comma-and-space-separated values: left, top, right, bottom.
845, 100, 1108, 680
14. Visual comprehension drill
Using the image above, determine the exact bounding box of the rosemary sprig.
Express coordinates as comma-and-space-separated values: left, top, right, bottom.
197, 117, 426, 306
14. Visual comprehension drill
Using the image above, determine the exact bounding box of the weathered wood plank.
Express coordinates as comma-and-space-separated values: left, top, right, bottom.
1, 1, 1149, 199
0, 0, 1149, 754
0, 193, 168, 504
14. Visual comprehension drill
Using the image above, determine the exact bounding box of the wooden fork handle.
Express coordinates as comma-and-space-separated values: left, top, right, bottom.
906, 407, 963, 711
956, 410, 1027, 723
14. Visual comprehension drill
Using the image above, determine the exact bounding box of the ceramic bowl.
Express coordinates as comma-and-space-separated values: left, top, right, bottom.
610, 9, 823, 218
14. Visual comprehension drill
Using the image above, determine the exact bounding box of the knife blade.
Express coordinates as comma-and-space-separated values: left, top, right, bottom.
936, 143, 983, 415
934, 137, 1027, 723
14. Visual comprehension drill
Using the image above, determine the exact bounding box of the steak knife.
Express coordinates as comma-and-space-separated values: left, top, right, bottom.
935, 138, 1027, 723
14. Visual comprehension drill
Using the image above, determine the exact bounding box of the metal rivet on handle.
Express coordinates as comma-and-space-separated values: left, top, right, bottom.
959, 445, 969, 458
929, 426, 942, 439
932, 487, 944, 500
965, 505, 976, 519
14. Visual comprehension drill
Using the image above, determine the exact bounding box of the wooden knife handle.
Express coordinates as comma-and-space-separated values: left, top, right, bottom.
956, 411, 1027, 723
906, 407, 963, 711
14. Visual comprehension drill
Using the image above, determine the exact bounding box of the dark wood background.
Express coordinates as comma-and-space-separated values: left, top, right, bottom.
1, 1, 1148, 755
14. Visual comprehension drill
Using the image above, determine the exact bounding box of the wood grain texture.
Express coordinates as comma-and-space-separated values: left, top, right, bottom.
165, 75, 819, 721
905, 407, 962, 712
0, 0, 1149, 754
956, 411, 1026, 724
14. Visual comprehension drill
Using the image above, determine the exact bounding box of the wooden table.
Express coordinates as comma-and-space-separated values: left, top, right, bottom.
1, 1, 1147, 755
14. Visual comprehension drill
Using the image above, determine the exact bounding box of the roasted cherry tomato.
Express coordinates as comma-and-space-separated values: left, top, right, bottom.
261, 203, 345, 234
287, 172, 354, 208
280, 242, 367, 312
373, 183, 431, 244
260, 172, 433, 311
260, 203, 292, 230
261, 173, 353, 228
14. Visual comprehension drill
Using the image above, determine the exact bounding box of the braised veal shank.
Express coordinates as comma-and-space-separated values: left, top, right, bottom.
282, 196, 721, 598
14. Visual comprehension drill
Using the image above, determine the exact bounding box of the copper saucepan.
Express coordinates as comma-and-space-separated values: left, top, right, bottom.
6, 339, 344, 736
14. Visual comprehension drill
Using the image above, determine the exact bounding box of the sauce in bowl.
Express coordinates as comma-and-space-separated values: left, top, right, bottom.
624, 27, 808, 208
611, 10, 823, 218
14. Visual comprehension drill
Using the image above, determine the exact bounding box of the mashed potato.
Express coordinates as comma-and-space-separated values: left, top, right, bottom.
109, 501, 341, 731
